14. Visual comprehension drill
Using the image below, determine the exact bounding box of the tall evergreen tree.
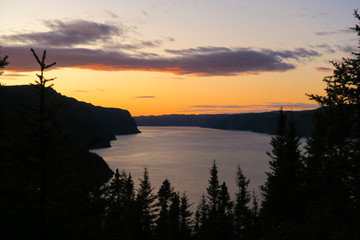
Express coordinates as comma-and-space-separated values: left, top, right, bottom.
179, 192, 193, 240
207, 160, 220, 213
218, 182, 233, 240
137, 167, 157, 240
303, 10, 360, 239
169, 192, 181, 239
260, 109, 304, 239
156, 178, 175, 240
234, 164, 252, 240
104, 169, 137, 239
194, 194, 209, 240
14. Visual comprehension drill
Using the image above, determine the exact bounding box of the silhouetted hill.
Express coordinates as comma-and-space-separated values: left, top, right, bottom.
0, 85, 140, 148
135, 110, 317, 137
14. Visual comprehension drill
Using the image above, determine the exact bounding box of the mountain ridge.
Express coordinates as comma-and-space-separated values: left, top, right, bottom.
0, 85, 140, 149
134, 109, 317, 137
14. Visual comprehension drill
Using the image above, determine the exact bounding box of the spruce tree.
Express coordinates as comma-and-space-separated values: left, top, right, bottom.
260, 109, 304, 239
104, 169, 137, 239
234, 164, 252, 240
137, 167, 157, 240
303, 10, 360, 239
169, 192, 181, 239
156, 178, 175, 240
0, 47, 8, 84
207, 160, 220, 213
194, 194, 209, 239
218, 182, 233, 240
179, 192, 193, 240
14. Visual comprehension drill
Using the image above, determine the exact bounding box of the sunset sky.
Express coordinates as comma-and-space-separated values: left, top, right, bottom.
1, 0, 359, 116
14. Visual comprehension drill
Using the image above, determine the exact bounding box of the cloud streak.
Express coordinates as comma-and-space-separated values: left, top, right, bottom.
2, 19, 121, 47
1, 18, 321, 76
315, 67, 332, 72
134, 96, 156, 98
315, 28, 353, 36
2, 46, 320, 76
189, 102, 319, 112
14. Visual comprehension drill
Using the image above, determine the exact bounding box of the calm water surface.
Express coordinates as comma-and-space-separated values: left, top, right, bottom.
93, 126, 272, 206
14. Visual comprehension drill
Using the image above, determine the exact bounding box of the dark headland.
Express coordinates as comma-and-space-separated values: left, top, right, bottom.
0, 85, 140, 149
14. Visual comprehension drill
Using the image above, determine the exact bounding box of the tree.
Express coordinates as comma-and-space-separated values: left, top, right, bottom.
303, 9, 360, 239
260, 109, 304, 239
194, 194, 209, 240
0, 49, 112, 240
179, 192, 193, 240
0, 47, 9, 83
104, 169, 137, 239
156, 178, 175, 239
137, 167, 158, 240
234, 164, 252, 239
207, 160, 220, 213
218, 182, 233, 240
168, 192, 181, 239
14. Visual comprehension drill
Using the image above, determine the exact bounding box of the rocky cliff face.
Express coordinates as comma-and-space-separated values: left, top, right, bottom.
0, 85, 140, 149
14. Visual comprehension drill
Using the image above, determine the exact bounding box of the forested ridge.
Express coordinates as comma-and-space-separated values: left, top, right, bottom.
134, 109, 316, 137
0, 85, 140, 149
1, 10, 360, 240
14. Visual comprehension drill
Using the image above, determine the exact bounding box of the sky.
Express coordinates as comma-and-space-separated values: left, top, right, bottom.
0, 0, 359, 116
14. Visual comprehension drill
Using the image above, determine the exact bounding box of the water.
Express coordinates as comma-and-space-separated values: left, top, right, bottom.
93, 126, 272, 207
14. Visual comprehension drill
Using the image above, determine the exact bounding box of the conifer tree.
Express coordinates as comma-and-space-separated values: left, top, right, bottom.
169, 192, 181, 239
137, 167, 157, 240
218, 182, 233, 240
207, 160, 220, 213
179, 192, 193, 240
234, 164, 252, 239
156, 178, 175, 239
303, 9, 360, 239
260, 109, 304, 239
205, 161, 229, 240
104, 169, 133, 239
194, 194, 209, 239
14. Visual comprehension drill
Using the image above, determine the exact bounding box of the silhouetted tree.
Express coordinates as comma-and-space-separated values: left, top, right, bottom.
207, 161, 220, 213
0, 47, 8, 83
169, 192, 181, 239
260, 109, 304, 239
234, 164, 252, 239
156, 178, 175, 239
218, 182, 233, 240
303, 10, 360, 240
104, 169, 137, 239
179, 192, 193, 240
0, 49, 112, 240
137, 167, 157, 240
194, 194, 209, 240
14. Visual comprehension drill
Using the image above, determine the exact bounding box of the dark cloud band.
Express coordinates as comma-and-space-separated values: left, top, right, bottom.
1, 18, 321, 76
2, 46, 319, 76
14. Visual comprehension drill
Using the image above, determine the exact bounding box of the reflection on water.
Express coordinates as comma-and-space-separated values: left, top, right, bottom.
93, 126, 272, 206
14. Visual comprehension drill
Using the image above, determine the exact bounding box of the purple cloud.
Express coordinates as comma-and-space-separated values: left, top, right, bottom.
315, 67, 332, 72
1, 18, 321, 76
2, 19, 121, 47
134, 96, 156, 98
2, 45, 321, 76
315, 28, 353, 36
190, 102, 319, 110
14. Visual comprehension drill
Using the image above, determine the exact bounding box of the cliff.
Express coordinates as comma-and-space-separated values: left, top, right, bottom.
0, 85, 140, 149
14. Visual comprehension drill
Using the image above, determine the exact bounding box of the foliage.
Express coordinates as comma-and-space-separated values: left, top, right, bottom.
302, 9, 360, 240
137, 167, 158, 239
0, 47, 8, 73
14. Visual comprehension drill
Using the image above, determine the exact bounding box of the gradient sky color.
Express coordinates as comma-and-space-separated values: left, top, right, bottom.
0, 0, 359, 116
